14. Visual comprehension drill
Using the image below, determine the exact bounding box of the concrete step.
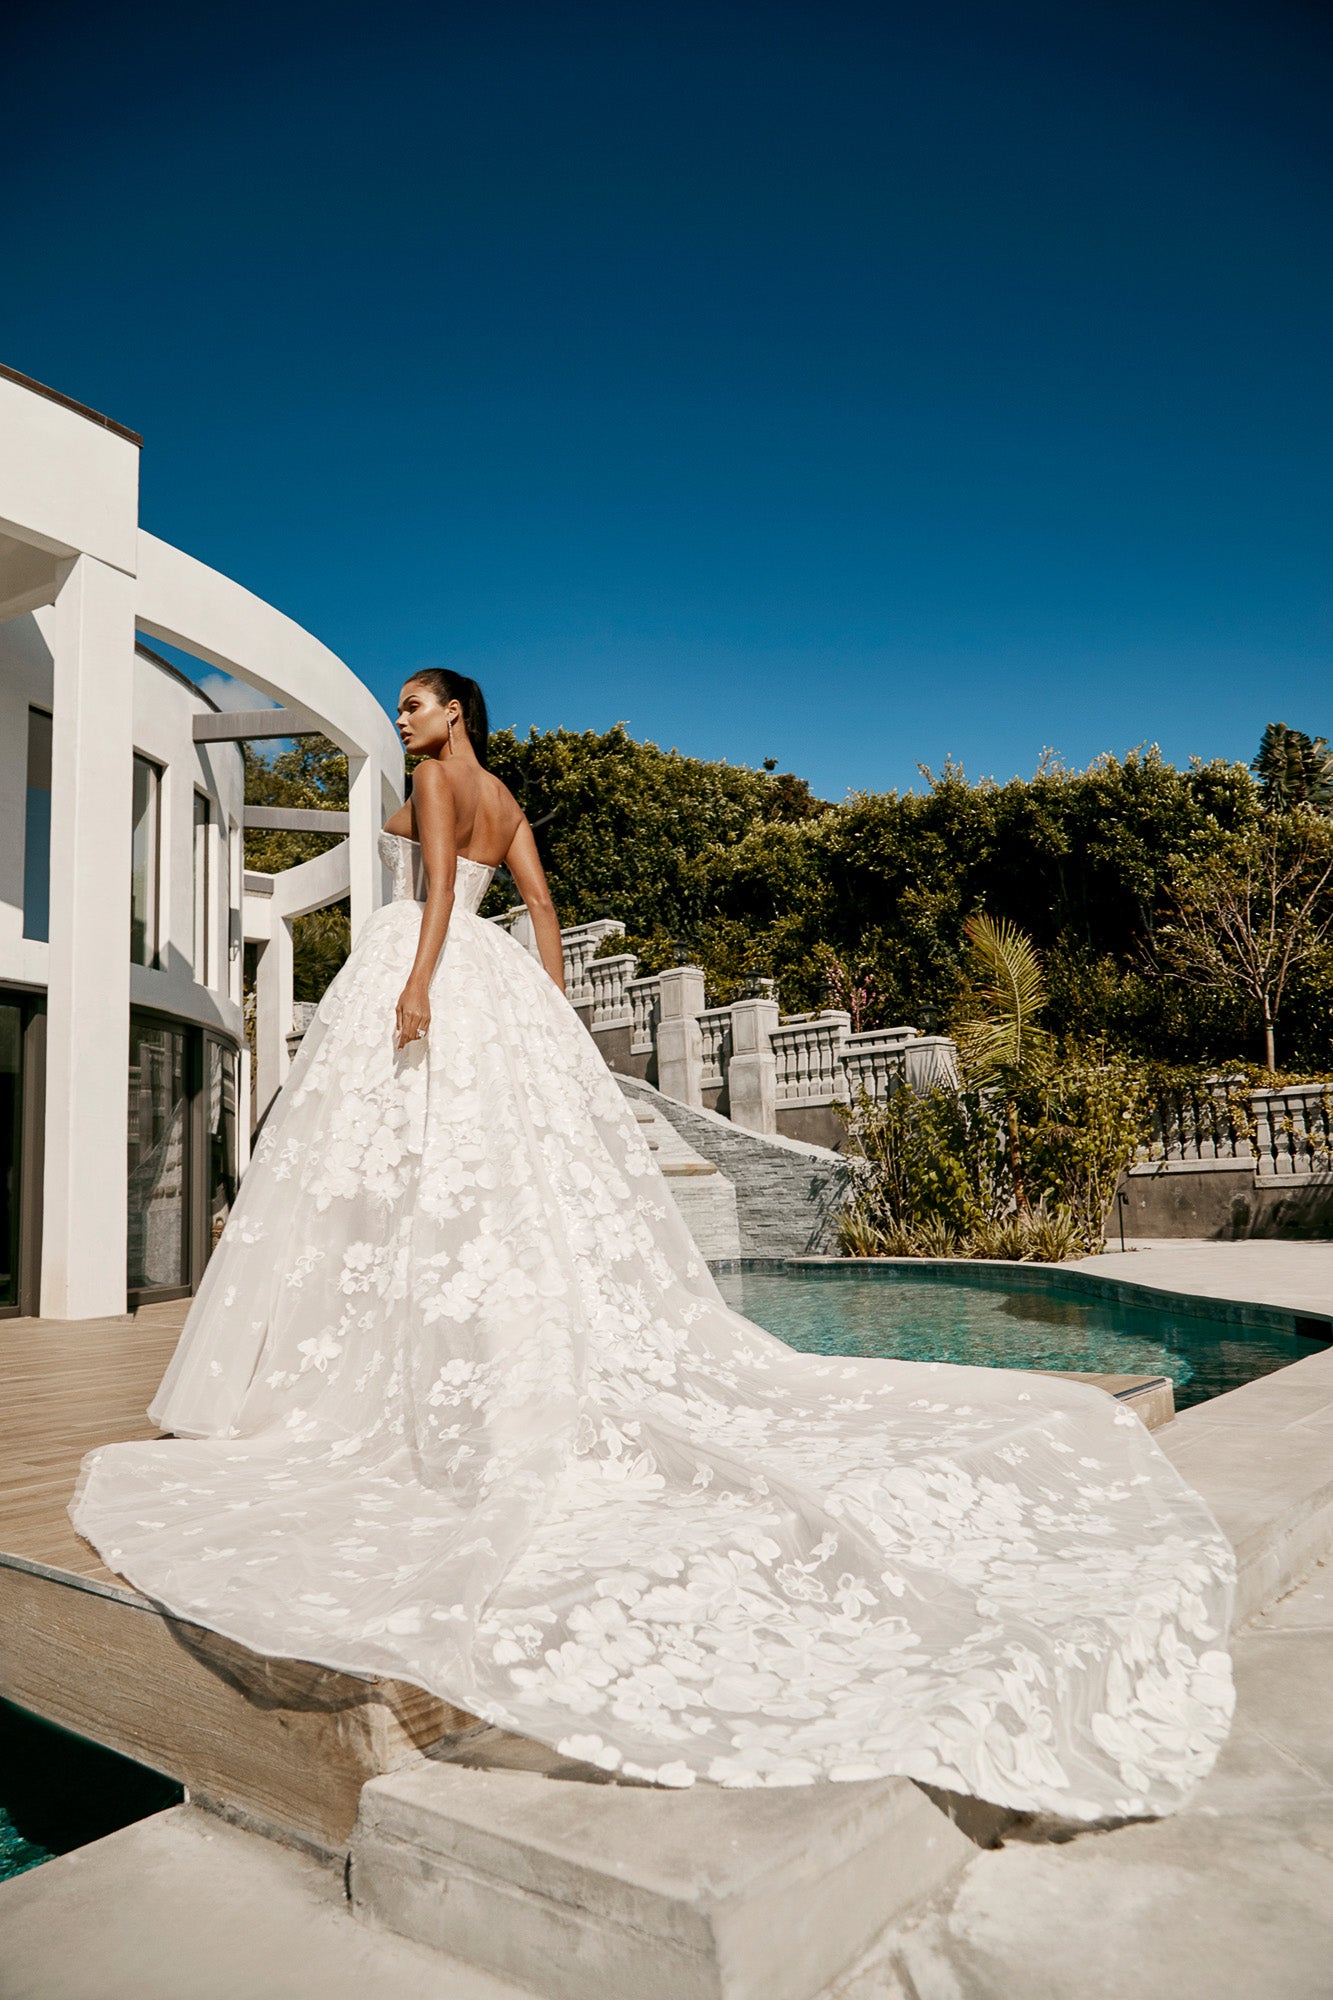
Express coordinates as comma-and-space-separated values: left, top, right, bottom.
1053, 1371, 1175, 1430
617, 1075, 846, 1257
631, 1092, 741, 1257
350, 1756, 974, 2000
0, 1804, 528, 2000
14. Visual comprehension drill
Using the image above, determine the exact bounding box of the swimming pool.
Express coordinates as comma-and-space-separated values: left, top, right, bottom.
0, 1700, 181, 1883
714, 1260, 1331, 1410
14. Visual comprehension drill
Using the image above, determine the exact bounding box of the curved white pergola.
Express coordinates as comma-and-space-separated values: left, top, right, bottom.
135, 532, 405, 1122
136, 531, 401, 776
0, 364, 404, 1315
136, 528, 401, 924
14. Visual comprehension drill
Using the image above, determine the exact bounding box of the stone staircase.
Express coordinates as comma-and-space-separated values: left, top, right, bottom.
630, 1093, 741, 1259
619, 1074, 850, 1257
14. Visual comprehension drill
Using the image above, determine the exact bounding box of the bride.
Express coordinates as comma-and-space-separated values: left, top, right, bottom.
73, 671, 1234, 1818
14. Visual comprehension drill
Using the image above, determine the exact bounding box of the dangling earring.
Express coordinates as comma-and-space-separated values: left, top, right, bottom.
446, 710, 455, 753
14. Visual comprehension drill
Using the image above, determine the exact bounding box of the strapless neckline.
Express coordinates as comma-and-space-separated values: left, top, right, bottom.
381, 831, 497, 870
378, 830, 496, 910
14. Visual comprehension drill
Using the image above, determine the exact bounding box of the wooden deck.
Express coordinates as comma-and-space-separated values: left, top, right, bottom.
0, 1304, 1173, 1854
0, 1303, 472, 1854
0, 1301, 183, 1583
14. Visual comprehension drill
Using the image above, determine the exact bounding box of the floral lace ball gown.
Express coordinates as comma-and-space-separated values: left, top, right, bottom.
73, 831, 1235, 1818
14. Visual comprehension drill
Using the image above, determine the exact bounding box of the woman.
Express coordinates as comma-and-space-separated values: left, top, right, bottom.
73, 671, 1234, 1818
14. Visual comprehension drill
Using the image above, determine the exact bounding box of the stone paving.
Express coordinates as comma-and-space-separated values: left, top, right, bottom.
5, 1239, 1331, 1998
0, 1803, 530, 2000
1067, 1238, 1333, 1316
827, 1560, 1333, 2000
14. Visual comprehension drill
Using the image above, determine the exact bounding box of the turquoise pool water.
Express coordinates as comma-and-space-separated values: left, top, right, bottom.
0, 1701, 182, 1883
715, 1264, 1328, 1410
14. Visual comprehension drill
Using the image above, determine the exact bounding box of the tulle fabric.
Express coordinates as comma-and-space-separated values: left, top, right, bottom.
72, 835, 1235, 1818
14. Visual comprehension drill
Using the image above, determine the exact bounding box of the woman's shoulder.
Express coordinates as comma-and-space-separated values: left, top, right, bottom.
482, 768, 525, 824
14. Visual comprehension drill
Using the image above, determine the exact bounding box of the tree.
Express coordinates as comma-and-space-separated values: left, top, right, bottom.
1252, 723, 1333, 812
243, 737, 350, 1001
1159, 812, 1333, 1071
951, 914, 1054, 1214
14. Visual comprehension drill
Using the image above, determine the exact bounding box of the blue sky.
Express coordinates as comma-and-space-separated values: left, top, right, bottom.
6, 0, 1331, 800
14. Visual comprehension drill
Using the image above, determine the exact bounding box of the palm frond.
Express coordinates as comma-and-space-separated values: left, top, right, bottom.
956, 912, 1052, 1083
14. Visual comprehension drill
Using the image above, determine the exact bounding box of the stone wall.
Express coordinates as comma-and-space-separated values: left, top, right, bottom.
1120, 1163, 1333, 1241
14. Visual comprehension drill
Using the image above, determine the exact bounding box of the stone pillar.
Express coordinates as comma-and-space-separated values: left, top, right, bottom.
41, 556, 137, 1318
655, 966, 706, 1108
507, 906, 542, 963
904, 1035, 961, 1093
726, 996, 780, 1135
253, 916, 294, 1125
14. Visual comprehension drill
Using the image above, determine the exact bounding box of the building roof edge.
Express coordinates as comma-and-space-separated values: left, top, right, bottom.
0, 360, 143, 448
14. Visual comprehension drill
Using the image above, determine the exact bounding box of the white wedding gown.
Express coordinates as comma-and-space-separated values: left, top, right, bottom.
73, 833, 1235, 1818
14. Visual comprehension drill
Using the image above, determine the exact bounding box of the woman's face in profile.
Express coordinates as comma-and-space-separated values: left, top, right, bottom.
398, 681, 450, 756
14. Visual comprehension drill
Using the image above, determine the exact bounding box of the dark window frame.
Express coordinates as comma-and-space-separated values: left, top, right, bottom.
126, 1007, 241, 1308
22, 707, 53, 945
130, 753, 164, 970
0, 985, 47, 1321
193, 788, 213, 987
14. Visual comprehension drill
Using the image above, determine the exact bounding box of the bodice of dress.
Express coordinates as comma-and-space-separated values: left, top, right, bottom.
378, 831, 495, 914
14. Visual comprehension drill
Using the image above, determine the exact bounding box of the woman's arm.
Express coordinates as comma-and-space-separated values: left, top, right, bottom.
395, 760, 457, 1049
504, 816, 565, 992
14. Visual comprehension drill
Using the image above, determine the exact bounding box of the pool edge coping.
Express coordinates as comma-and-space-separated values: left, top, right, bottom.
707, 1254, 1333, 1340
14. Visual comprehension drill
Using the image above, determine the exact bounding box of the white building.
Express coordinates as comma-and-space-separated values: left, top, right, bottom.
0, 362, 402, 1321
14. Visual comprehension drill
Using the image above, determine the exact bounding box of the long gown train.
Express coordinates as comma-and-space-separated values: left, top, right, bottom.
72, 833, 1235, 1818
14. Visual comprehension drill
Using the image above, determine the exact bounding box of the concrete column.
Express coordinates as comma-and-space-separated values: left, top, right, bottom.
904, 1035, 961, 1093
347, 752, 384, 942
253, 918, 294, 1125
40, 556, 136, 1318
726, 996, 780, 1135
655, 966, 706, 1108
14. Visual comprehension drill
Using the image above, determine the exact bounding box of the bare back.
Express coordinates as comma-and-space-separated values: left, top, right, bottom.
386, 762, 523, 867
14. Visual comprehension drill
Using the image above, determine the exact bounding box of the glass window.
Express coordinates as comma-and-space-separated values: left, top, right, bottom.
22, 709, 52, 943
130, 756, 162, 968
0, 1003, 21, 1309
207, 1040, 238, 1251
127, 1016, 188, 1292
228, 820, 242, 999
193, 791, 212, 985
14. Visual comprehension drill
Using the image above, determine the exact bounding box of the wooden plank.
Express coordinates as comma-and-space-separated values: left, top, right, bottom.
0, 1305, 182, 1582
0, 1563, 473, 1852
0, 1305, 477, 1850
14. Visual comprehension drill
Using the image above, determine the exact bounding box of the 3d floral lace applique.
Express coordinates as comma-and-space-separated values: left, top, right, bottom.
71, 837, 1235, 1821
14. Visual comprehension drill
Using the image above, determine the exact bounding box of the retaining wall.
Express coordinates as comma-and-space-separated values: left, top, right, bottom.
616, 1075, 849, 1256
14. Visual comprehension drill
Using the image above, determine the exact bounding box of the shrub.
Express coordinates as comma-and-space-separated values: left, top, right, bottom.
838, 1052, 1152, 1263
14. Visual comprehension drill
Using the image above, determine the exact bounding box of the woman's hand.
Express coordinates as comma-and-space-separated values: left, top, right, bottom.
395, 978, 431, 1051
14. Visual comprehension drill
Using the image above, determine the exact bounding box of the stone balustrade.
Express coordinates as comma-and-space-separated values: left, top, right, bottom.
770, 1012, 852, 1106
1140, 1079, 1333, 1182
561, 919, 626, 1006
1250, 1085, 1332, 1180
586, 952, 638, 1030
1144, 1080, 1252, 1167
628, 975, 662, 1056
699, 1007, 733, 1090
841, 1025, 917, 1100
482, 911, 960, 1148
1142, 1079, 1333, 1181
